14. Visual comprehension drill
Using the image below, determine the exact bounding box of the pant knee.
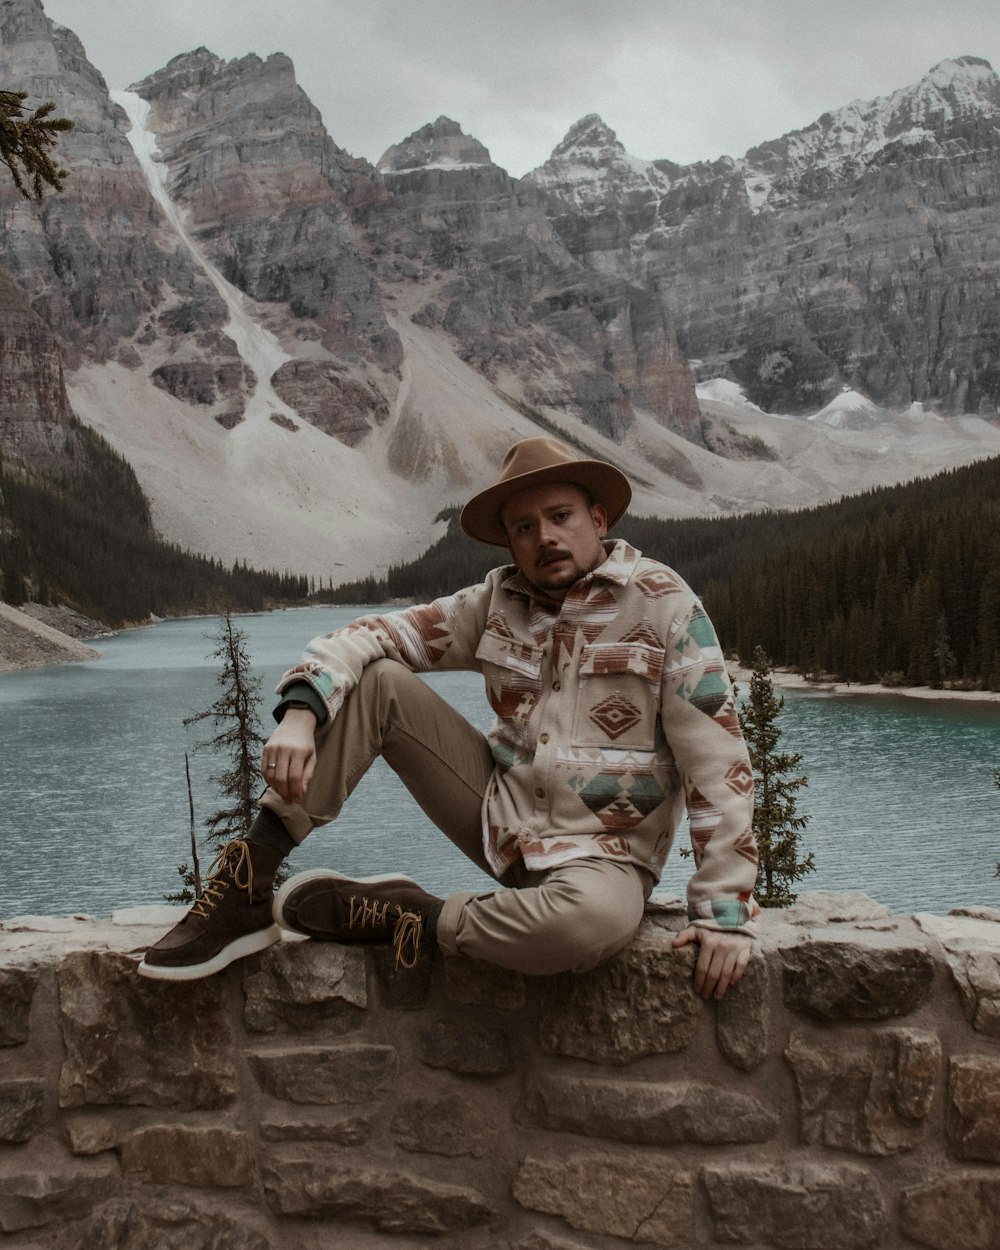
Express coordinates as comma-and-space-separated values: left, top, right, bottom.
541, 888, 642, 973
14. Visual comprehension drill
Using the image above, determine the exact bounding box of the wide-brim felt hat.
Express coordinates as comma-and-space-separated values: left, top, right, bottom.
460, 436, 632, 546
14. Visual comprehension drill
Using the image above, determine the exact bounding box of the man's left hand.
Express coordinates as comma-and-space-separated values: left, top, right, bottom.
672, 926, 753, 1000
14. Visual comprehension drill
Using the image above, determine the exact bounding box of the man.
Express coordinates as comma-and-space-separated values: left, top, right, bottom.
140, 437, 758, 998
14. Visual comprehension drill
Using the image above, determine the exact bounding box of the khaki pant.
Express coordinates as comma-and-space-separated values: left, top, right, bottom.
260, 659, 651, 974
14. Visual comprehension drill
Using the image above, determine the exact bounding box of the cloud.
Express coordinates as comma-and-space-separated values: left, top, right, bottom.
39, 0, 1000, 175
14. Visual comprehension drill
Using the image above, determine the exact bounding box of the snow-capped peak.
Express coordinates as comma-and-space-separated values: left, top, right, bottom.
525, 113, 672, 206
737, 56, 1000, 211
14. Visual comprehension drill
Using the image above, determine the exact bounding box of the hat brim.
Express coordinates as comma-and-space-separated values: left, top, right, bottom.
460, 459, 632, 546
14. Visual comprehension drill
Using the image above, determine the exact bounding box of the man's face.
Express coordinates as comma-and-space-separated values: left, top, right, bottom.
501, 482, 609, 599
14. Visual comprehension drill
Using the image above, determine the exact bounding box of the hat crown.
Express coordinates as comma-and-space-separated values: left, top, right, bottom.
496, 437, 583, 483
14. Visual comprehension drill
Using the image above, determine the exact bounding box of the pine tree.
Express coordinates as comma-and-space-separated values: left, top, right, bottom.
183, 611, 267, 855
739, 645, 815, 906
0, 90, 73, 198
995, 765, 1000, 880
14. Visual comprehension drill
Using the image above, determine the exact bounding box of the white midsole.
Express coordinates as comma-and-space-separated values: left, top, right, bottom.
136, 922, 282, 981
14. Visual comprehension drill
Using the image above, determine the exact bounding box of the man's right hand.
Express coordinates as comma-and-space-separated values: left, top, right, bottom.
261, 707, 317, 805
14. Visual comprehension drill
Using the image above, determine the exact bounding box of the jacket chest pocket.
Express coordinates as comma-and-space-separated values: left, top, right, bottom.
572, 642, 663, 751
475, 631, 543, 725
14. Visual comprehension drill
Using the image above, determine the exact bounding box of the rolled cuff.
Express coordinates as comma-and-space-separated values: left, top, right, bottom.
273, 682, 327, 725
688, 895, 759, 938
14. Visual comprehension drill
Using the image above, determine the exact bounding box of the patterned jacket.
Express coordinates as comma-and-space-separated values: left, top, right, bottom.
277, 540, 759, 934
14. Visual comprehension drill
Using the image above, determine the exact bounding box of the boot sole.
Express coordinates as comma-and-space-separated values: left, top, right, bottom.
136, 922, 283, 981
273, 868, 420, 936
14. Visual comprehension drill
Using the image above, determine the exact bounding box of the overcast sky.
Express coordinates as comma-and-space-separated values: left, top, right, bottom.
40, 0, 1000, 176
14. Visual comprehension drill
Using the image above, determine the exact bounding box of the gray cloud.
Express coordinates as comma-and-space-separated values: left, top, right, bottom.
41, 0, 1000, 174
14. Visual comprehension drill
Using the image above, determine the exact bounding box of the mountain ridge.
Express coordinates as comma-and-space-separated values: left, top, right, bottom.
1, 0, 998, 588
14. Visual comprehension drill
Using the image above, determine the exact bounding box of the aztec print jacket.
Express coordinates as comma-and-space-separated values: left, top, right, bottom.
277, 540, 759, 934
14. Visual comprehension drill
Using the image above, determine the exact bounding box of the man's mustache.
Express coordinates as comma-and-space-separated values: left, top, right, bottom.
538, 549, 572, 566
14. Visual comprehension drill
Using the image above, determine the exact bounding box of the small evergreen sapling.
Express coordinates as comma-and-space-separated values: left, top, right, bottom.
170, 612, 275, 899
185, 610, 266, 845
739, 646, 815, 906
994, 765, 1000, 879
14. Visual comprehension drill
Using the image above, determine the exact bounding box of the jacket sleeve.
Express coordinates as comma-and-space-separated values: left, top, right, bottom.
274, 579, 495, 722
659, 596, 760, 935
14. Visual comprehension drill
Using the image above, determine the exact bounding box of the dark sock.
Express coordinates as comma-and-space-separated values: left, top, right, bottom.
246, 807, 297, 858
424, 902, 443, 940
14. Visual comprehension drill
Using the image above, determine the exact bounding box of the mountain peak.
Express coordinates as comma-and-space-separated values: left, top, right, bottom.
377, 116, 493, 172
904, 54, 1000, 121
551, 114, 622, 160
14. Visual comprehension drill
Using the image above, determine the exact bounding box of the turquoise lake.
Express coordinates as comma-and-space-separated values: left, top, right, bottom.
2, 606, 998, 919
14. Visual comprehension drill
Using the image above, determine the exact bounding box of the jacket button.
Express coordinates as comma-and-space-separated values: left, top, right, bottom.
535, 787, 545, 799
539, 733, 549, 745
552, 680, 561, 691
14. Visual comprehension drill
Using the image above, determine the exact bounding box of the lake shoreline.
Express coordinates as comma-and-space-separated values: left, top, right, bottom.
3, 599, 999, 708
728, 665, 1000, 705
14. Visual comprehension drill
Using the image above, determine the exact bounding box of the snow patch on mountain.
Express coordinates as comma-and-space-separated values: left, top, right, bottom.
114, 90, 300, 430
808, 389, 886, 430
696, 378, 765, 412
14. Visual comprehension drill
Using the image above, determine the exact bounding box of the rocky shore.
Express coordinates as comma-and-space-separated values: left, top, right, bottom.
728, 665, 1000, 704
0, 602, 108, 673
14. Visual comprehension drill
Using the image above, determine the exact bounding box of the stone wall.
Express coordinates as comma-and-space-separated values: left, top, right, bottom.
2, 891, 1000, 1250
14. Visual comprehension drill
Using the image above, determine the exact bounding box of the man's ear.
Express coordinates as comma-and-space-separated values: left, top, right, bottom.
591, 503, 609, 538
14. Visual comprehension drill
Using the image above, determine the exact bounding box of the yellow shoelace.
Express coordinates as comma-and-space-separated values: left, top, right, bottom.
189, 840, 254, 918
347, 894, 424, 970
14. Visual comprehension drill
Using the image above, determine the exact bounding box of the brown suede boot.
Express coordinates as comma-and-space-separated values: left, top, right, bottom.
274, 869, 443, 970
138, 840, 284, 981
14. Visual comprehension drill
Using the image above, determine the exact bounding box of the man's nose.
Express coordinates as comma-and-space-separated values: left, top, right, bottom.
537, 519, 559, 545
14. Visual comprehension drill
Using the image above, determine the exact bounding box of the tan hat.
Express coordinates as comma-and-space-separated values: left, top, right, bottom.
460, 436, 632, 546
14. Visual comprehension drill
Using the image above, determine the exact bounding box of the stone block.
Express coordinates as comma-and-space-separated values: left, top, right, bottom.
371, 940, 436, 1007
78, 1197, 273, 1250
513, 1150, 694, 1244
0, 1076, 46, 1143
261, 1148, 494, 1233
392, 1090, 499, 1156
781, 938, 933, 1020
716, 952, 770, 1070
0, 1147, 118, 1232
248, 1041, 398, 1104
57, 950, 237, 1109
0, 963, 39, 1047
419, 1019, 513, 1075
915, 914, 1000, 1039
65, 1114, 118, 1155
785, 1027, 939, 1155
702, 1161, 887, 1249
510, 1234, 595, 1250
900, 1174, 1000, 1250
527, 1071, 778, 1146
119, 1124, 255, 1187
259, 1111, 371, 1145
444, 954, 526, 1008
539, 930, 700, 1064
781, 892, 896, 926
242, 939, 367, 1033
949, 1054, 1000, 1162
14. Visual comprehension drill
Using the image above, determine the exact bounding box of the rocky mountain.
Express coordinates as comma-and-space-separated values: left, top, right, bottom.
1, 0, 998, 586
527, 56, 1000, 417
